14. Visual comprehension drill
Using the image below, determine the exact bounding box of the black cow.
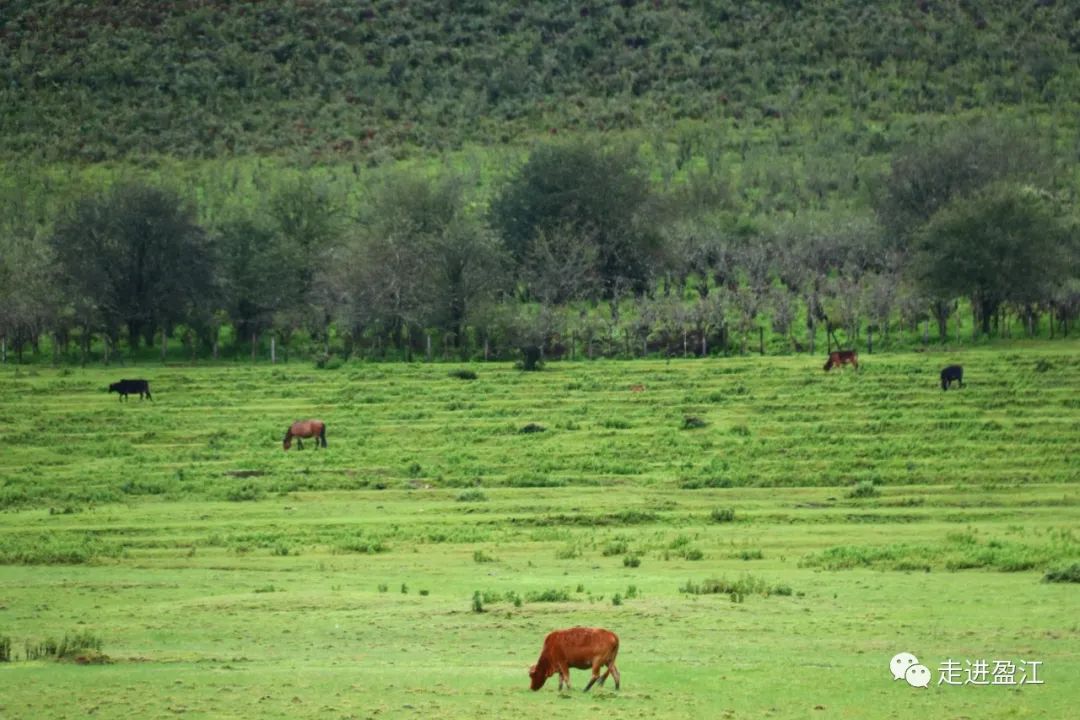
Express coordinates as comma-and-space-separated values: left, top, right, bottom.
109, 379, 152, 401
940, 365, 964, 391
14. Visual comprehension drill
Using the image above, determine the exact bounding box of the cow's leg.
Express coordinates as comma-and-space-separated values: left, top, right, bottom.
584, 663, 601, 692
297, 438, 303, 450
558, 667, 570, 691
609, 662, 621, 690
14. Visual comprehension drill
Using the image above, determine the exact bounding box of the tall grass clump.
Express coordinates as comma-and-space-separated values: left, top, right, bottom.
1042, 563, 1080, 583
847, 481, 880, 499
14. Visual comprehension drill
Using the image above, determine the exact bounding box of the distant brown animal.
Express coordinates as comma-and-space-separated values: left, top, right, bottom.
823, 350, 858, 371
529, 627, 620, 692
283, 419, 327, 450
630, 384, 646, 393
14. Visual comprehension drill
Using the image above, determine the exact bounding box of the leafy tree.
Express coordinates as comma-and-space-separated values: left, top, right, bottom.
49, 184, 215, 349
490, 141, 661, 296
875, 123, 1046, 249
333, 172, 507, 353
216, 216, 296, 353
911, 183, 1073, 336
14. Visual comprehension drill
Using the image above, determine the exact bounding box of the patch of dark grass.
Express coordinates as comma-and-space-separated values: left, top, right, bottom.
682, 415, 707, 429
1043, 563, 1080, 583
527, 588, 572, 603
225, 483, 263, 502
456, 489, 487, 502
709, 507, 736, 523
679, 574, 792, 601
449, 369, 478, 380
505, 473, 565, 488
847, 481, 880, 499
519, 422, 546, 434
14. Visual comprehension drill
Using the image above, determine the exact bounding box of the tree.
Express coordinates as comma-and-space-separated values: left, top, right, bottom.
49, 183, 215, 350
216, 216, 297, 355
875, 122, 1046, 249
332, 171, 508, 354
911, 183, 1073, 336
490, 140, 662, 296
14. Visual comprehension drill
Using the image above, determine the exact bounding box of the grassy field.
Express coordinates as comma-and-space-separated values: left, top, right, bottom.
1, 344, 1078, 719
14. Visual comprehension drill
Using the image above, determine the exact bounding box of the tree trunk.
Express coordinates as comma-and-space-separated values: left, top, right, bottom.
251, 333, 257, 362
271, 336, 276, 364
1, 336, 5, 364
161, 328, 168, 362
867, 326, 873, 355
758, 327, 764, 356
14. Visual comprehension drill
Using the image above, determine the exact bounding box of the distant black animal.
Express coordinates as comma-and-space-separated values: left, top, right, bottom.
109, 379, 152, 401
940, 365, 964, 391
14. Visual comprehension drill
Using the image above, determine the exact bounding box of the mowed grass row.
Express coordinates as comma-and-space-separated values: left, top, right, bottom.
0, 486, 1078, 720
1, 344, 1079, 719
0, 345, 1077, 509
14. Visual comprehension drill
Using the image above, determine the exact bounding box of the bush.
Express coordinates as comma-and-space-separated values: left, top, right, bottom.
623, 554, 641, 568
682, 415, 707, 429
457, 490, 488, 502
519, 423, 546, 434
449, 369, 478, 380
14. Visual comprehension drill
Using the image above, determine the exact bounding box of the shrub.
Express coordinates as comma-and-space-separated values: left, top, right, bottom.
0, 635, 10, 663
472, 591, 485, 613
449, 369, 478, 380
457, 490, 487, 502
519, 423, 546, 434
682, 415, 707, 429
623, 554, 641, 568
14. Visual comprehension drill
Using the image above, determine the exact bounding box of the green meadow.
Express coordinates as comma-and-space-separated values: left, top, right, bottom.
1, 345, 1078, 719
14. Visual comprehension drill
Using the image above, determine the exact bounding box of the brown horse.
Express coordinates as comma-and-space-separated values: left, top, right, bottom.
283, 419, 327, 450
824, 350, 858, 371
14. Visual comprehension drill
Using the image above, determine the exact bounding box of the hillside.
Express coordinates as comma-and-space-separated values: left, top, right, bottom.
2, 0, 1078, 162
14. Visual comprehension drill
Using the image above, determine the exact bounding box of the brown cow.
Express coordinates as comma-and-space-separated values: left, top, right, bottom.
823, 350, 858, 371
529, 627, 620, 692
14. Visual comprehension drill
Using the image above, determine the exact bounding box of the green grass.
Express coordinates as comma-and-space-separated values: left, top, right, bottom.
0, 344, 1078, 719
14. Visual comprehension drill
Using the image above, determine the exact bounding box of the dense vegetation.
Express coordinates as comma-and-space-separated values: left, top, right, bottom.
1, 1, 1078, 363
3, 0, 1079, 161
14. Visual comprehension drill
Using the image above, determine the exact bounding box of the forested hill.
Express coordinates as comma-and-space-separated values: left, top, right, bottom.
2, 0, 1078, 162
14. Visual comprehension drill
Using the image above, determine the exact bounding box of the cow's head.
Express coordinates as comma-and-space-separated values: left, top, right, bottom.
528, 663, 547, 691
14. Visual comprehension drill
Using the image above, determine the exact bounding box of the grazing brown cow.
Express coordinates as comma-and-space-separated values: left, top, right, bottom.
529, 627, 620, 692
823, 350, 858, 371
283, 419, 327, 450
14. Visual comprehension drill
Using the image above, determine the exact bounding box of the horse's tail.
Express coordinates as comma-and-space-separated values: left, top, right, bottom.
320, 424, 327, 448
